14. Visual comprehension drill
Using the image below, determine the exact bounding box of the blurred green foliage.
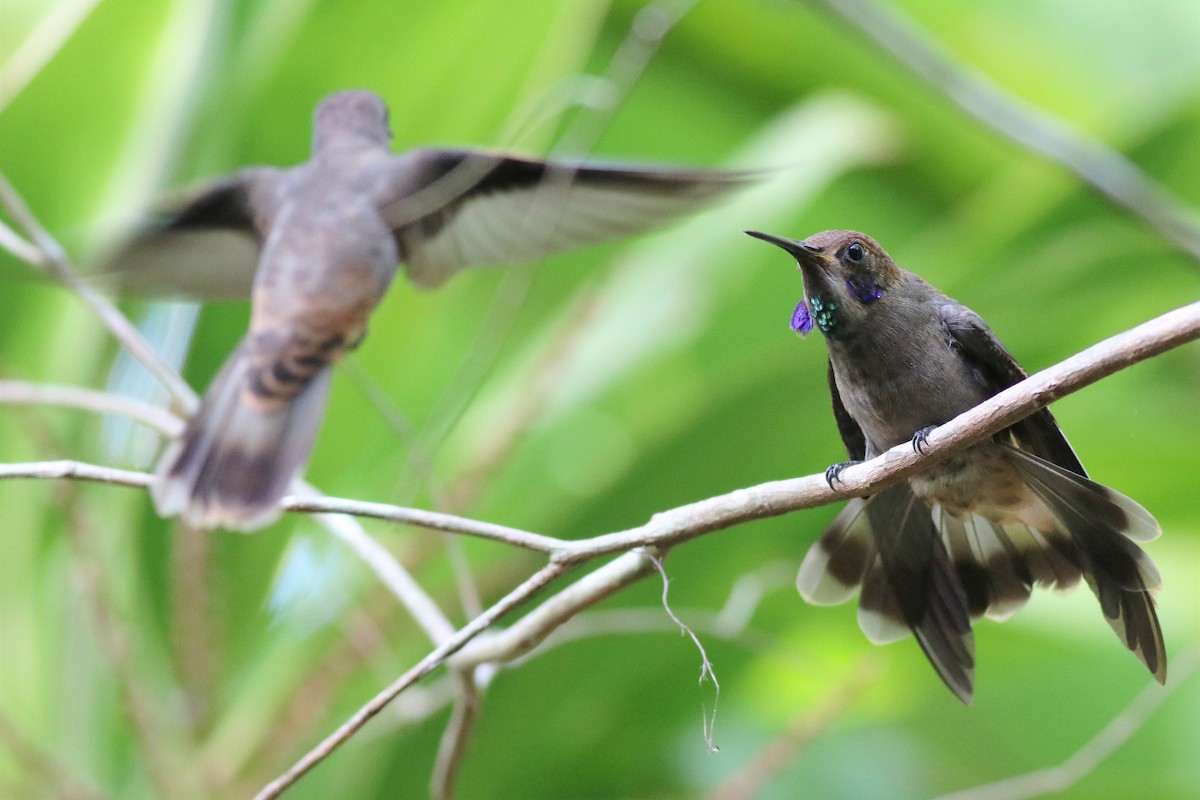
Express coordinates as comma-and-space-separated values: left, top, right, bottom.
0, 0, 1197, 798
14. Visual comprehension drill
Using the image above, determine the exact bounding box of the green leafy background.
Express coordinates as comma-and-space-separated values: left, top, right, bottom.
0, 0, 1197, 798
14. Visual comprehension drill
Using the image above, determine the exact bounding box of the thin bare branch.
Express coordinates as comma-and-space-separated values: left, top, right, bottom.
0, 459, 151, 487
303, 497, 456, 645
253, 561, 570, 800
430, 671, 482, 800
807, 0, 1200, 262
935, 644, 1200, 800
295, 504, 456, 647
0, 380, 182, 436
283, 495, 569, 553
0, 219, 45, 264
0, 170, 198, 409
451, 550, 661, 668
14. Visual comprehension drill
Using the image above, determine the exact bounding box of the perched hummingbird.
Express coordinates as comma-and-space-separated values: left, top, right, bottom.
746, 229, 1165, 703
107, 90, 749, 531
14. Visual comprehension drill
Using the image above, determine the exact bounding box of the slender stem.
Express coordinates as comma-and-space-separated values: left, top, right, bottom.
282, 495, 568, 553
253, 561, 570, 800
934, 645, 1200, 800
450, 550, 660, 668
808, 0, 1200, 262
0, 460, 152, 487
0, 380, 182, 436
306, 499, 456, 645
430, 671, 481, 800
0, 171, 199, 409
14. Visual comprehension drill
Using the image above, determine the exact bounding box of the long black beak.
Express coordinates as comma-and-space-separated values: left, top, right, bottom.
744, 230, 822, 264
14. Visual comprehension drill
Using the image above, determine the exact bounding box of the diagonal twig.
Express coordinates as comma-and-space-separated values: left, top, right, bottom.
934, 644, 1200, 800
253, 561, 571, 800
0, 171, 199, 409
430, 671, 483, 800
806, 0, 1200, 263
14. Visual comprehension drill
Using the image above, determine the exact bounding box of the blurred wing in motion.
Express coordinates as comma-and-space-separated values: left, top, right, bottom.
94, 168, 284, 299
382, 148, 754, 288
96, 152, 750, 297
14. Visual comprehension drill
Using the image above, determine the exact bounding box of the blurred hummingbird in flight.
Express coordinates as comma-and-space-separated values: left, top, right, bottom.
107, 90, 750, 531
746, 229, 1165, 703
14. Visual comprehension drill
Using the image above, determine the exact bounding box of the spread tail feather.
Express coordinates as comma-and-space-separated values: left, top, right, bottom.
867, 484, 975, 703
1006, 446, 1166, 683
152, 346, 332, 531
931, 507, 1084, 622
799, 485, 976, 703
797, 445, 1167, 699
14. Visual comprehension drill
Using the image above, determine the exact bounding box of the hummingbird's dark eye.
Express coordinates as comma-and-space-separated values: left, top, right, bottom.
845, 242, 865, 262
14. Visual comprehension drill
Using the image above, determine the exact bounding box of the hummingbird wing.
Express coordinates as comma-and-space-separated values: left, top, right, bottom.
827, 361, 868, 460
940, 302, 1166, 683
379, 148, 752, 288
938, 301, 1087, 476
96, 152, 748, 295
95, 168, 285, 299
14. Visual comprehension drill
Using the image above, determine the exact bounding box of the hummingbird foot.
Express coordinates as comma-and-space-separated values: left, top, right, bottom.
824, 460, 862, 490
912, 425, 938, 455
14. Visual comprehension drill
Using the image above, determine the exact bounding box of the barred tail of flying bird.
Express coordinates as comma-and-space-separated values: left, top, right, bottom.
152, 340, 333, 531
797, 444, 1165, 703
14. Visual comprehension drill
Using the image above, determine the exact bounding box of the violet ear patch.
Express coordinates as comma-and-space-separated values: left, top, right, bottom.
846, 276, 882, 304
